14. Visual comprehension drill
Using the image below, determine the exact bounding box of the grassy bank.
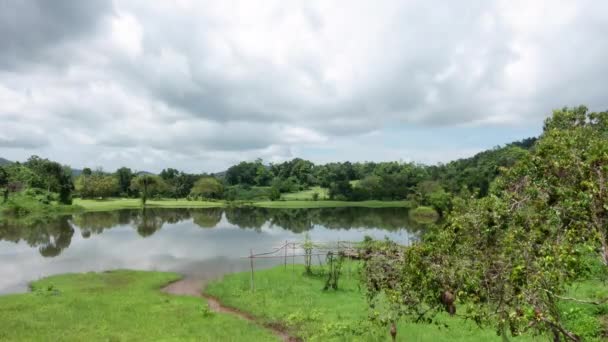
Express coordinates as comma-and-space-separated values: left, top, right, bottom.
74, 198, 413, 211
281, 186, 329, 200
253, 200, 413, 209
0, 193, 82, 222
205, 264, 535, 341
409, 205, 440, 223
207, 264, 608, 341
0, 270, 276, 341
73, 198, 224, 211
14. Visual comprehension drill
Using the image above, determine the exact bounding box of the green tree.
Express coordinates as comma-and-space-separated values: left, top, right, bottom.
0, 166, 8, 203
75, 174, 118, 199
130, 175, 164, 205
190, 177, 224, 199
254, 163, 272, 186
23, 156, 74, 204
115, 167, 134, 196
363, 106, 608, 341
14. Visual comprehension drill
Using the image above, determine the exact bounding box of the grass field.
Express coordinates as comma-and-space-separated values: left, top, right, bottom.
207, 263, 608, 341
73, 197, 413, 211
0, 270, 276, 341
281, 186, 329, 200
205, 264, 537, 341
74, 198, 225, 211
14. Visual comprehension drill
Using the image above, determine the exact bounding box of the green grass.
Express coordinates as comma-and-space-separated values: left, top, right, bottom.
0, 192, 82, 221
559, 279, 608, 341
74, 198, 413, 211
74, 198, 225, 211
0, 270, 277, 341
409, 206, 440, 223
205, 264, 534, 341
281, 186, 329, 201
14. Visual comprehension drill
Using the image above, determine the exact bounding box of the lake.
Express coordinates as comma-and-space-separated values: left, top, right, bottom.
0, 207, 422, 294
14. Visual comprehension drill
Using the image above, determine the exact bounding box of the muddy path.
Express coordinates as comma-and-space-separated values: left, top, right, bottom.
162, 278, 299, 342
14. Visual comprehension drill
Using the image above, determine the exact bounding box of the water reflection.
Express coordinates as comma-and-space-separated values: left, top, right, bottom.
0, 216, 74, 258
1, 207, 424, 258
0, 207, 422, 293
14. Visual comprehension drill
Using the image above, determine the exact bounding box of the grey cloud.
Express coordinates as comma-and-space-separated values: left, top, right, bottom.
0, 135, 47, 149
1, 0, 608, 172
0, 0, 112, 69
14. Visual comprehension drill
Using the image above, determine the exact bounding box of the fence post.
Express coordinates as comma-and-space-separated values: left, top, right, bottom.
284, 240, 287, 270
292, 242, 295, 273
250, 249, 255, 292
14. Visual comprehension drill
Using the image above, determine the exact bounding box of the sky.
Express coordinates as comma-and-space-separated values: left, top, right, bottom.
1, 0, 607, 173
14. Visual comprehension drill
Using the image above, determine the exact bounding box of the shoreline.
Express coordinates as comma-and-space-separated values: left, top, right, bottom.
74, 198, 414, 212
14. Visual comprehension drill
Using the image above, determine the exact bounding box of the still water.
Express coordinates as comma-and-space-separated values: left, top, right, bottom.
0, 207, 422, 294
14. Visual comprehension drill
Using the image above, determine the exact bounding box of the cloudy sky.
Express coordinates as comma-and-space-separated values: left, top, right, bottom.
1, 0, 607, 173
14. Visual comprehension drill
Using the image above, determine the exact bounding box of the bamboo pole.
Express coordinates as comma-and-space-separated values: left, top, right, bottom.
292, 242, 295, 273
284, 240, 287, 270
250, 249, 255, 292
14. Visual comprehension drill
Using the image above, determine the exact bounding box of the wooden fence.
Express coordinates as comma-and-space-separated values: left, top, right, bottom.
241, 240, 360, 291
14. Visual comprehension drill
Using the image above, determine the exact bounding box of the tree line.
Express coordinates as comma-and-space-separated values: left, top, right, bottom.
0, 136, 535, 210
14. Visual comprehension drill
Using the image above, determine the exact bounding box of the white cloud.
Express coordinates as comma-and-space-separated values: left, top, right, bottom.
0, 0, 606, 171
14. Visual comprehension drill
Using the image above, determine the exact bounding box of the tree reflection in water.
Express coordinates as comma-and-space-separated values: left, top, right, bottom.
0, 216, 74, 258
0, 207, 428, 258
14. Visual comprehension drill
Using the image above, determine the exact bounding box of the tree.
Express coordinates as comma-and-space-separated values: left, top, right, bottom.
190, 177, 224, 199
363, 107, 608, 341
254, 163, 273, 186
130, 175, 164, 205
23, 156, 74, 204
115, 167, 134, 196
0, 166, 8, 203
75, 174, 118, 199
225, 161, 259, 186
328, 180, 353, 200
412, 180, 451, 215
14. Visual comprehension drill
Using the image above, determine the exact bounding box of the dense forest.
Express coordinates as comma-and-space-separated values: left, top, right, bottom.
0, 135, 535, 216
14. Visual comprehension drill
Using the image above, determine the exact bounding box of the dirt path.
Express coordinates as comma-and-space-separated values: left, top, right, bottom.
162, 278, 299, 342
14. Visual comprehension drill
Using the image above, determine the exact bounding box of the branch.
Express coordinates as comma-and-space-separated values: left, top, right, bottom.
553, 294, 608, 306
543, 289, 608, 306
540, 317, 580, 342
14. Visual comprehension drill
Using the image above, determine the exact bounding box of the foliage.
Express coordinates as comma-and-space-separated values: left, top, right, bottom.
323, 251, 345, 290
22, 156, 74, 204
303, 234, 314, 275
224, 185, 271, 201
190, 177, 224, 199
206, 263, 536, 341
160, 168, 198, 199
115, 167, 134, 196
226, 160, 267, 186
362, 106, 608, 341
75, 173, 119, 199
0, 166, 7, 203
428, 140, 533, 197
130, 175, 166, 205
410, 180, 452, 215
408, 206, 439, 223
